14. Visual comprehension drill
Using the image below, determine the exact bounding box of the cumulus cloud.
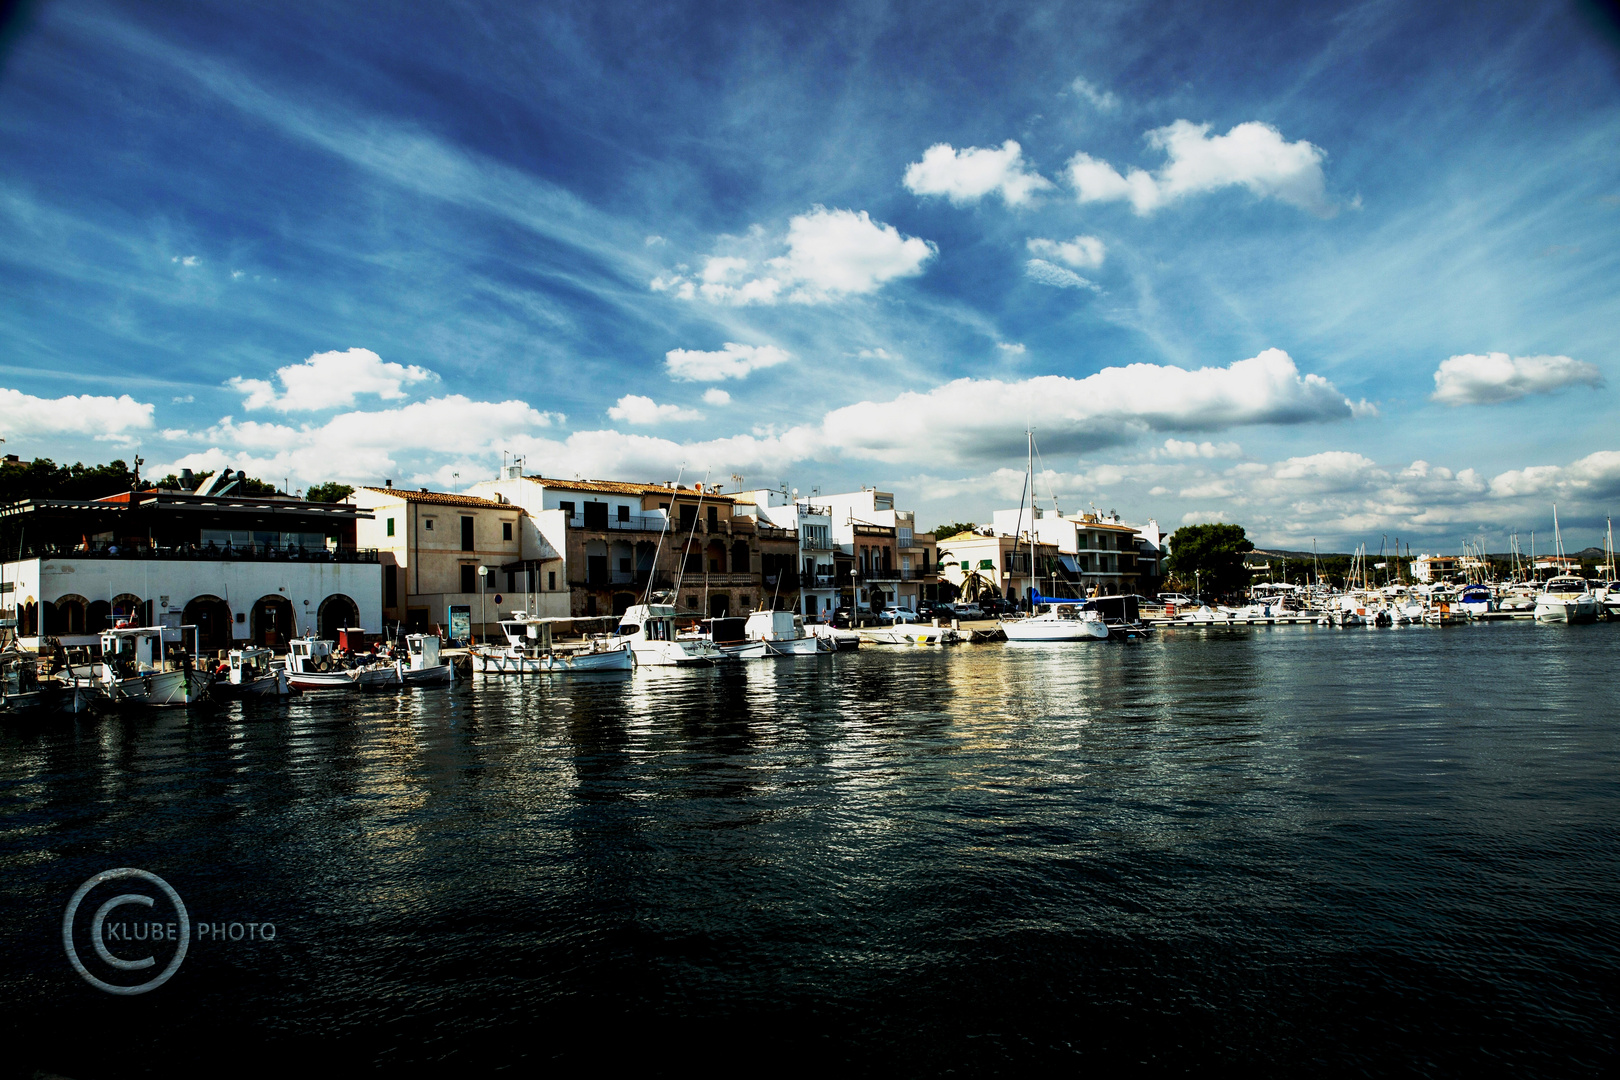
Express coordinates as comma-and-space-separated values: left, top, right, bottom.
819, 348, 1357, 464
702, 388, 732, 406
903, 140, 1054, 207
226, 347, 435, 412
606, 395, 703, 424
665, 342, 794, 382
0, 388, 154, 438
1070, 77, 1119, 111
1067, 120, 1332, 216
1154, 438, 1242, 460
650, 206, 935, 305
154, 395, 562, 486
1026, 235, 1106, 270
1430, 352, 1603, 405
1025, 259, 1098, 290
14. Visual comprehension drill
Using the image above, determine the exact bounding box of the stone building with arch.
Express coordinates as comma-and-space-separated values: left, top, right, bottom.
1, 486, 382, 653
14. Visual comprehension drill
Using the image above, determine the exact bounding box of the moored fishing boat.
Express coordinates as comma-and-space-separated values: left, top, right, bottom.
400, 633, 456, 685
219, 646, 292, 697
610, 604, 720, 666
472, 612, 634, 673
285, 637, 401, 690
97, 625, 212, 706
744, 610, 834, 656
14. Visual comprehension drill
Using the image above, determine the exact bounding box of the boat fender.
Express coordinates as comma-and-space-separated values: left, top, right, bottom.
316, 657, 331, 673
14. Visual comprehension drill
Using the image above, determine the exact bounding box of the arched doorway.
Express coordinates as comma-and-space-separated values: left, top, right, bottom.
585, 539, 608, 585
635, 541, 657, 579
18, 600, 37, 637
53, 595, 88, 635
706, 539, 726, 573
318, 594, 360, 639
730, 539, 750, 573
85, 600, 111, 633
252, 595, 296, 646
110, 594, 145, 628
183, 595, 232, 652
610, 540, 633, 583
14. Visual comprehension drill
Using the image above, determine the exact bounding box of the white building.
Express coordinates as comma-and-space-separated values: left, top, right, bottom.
1, 488, 382, 652
732, 488, 839, 619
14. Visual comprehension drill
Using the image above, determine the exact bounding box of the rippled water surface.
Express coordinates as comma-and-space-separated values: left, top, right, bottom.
3, 623, 1618, 1076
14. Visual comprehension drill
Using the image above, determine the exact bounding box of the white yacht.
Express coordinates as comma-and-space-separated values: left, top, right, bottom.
473, 613, 633, 673
98, 625, 212, 706
1534, 577, 1599, 624
611, 604, 721, 666
1001, 596, 1109, 641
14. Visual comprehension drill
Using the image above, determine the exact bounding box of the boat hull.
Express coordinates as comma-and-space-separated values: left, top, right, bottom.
1534, 596, 1599, 623
1002, 620, 1109, 642
104, 668, 212, 706
473, 646, 634, 674
402, 663, 455, 686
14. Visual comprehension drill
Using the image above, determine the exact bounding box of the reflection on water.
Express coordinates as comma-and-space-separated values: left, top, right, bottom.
3, 623, 1619, 1075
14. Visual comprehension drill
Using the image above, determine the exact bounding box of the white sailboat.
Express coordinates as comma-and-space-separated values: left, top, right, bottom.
1002, 595, 1109, 641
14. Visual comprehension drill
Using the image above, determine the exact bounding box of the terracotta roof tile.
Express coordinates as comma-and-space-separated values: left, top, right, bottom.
519, 475, 736, 501
355, 486, 517, 511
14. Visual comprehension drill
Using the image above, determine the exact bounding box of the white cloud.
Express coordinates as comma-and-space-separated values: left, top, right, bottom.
1025, 259, 1097, 290
171, 255, 199, 266
997, 342, 1026, 354
702, 388, 732, 406
230, 270, 244, 280
171, 394, 194, 404
1154, 438, 1242, 460
665, 342, 794, 382
606, 395, 703, 424
858, 347, 895, 360
1067, 120, 1332, 216
818, 348, 1357, 464
644, 235, 666, 246
1487, 450, 1620, 500
0, 388, 154, 438
651, 206, 935, 305
1026, 235, 1106, 270
226, 347, 436, 412
902, 140, 1055, 207
1430, 352, 1603, 405
1070, 77, 1119, 111
154, 395, 562, 486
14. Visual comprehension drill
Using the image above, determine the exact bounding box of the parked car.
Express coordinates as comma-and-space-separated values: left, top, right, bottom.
916, 601, 947, 620
954, 601, 983, 619
979, 597, 1013, 616
877, 608, 918, 624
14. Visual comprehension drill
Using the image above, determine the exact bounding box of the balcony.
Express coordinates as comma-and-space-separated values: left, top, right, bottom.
564, 513, 669, 532
21, 541, 379, 564
798, 530, 834, 550
756, 524, 797, 542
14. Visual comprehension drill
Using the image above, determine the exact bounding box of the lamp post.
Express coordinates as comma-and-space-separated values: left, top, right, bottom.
477, 565, 489, 644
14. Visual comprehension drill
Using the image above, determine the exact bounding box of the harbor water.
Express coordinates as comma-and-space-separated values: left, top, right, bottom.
2, 622, 1617, 1075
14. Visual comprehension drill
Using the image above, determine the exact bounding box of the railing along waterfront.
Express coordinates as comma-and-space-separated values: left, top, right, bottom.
18, 542, 379, 563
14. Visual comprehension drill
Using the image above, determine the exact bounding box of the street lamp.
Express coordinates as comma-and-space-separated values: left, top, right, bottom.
1195, 568, 1201, 604
477, 565, 489, 644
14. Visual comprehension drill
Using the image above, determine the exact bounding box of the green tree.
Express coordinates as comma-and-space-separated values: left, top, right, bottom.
930, 521, 977, 540
1166, 523, 1254, 599
304, 482, 355, 503
1, 457, 142, 504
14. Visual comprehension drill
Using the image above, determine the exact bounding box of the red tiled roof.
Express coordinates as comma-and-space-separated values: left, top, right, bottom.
355, 486, 516, 511
520, 475, 736, 501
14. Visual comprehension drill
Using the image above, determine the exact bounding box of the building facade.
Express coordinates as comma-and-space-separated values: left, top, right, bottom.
1, 487, 380, 651
349, 483, 557, 637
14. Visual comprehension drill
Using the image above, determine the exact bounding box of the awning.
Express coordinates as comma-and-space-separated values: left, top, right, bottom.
1058, 555, 1080, 572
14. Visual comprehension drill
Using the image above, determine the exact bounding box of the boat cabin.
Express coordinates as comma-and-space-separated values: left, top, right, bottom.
228, 647, 277, 685
1543, 576, 1589, 595
616, 604, 679, 642
99, 624, 199, 675
744, 610, 805, 641
288, 637, 337, 671
405, 633, 441, 670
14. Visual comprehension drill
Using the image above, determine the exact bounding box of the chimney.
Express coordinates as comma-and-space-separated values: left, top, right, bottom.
385, 479, 392, 487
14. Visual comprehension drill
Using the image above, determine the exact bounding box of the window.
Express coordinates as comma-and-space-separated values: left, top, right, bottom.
502, 521, 513, 541
659, 501, 669, 511
386, 517, 395, 537
506, 571, 515, 592
424, 517, 435, 531
619, 557, 631, 572
617, 505, 630, 522
384, 565, 398, 608
686, 595, 699, 610
461, 565, 476, 593
548, 571, 556, 591
461, 516, 475, 551
559, 501, 575, 519
707, 506, 718, 528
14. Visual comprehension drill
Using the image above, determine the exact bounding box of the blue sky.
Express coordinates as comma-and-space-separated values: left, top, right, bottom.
1, 0, 1618, 550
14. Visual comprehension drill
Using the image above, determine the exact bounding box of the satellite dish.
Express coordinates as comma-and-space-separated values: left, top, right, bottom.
792, 488, 799, 496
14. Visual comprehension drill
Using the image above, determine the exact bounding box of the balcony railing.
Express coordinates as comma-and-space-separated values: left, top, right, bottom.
18, 541, 378, 563
564, 513, 669, 532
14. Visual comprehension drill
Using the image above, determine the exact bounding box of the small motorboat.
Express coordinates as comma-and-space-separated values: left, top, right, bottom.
472, 613, 634, 674
610, 604, 720, 666
97, 625, 213, 706
400, 633, 455, 685
285, 637, 401, 690
219, 646, 292, 697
